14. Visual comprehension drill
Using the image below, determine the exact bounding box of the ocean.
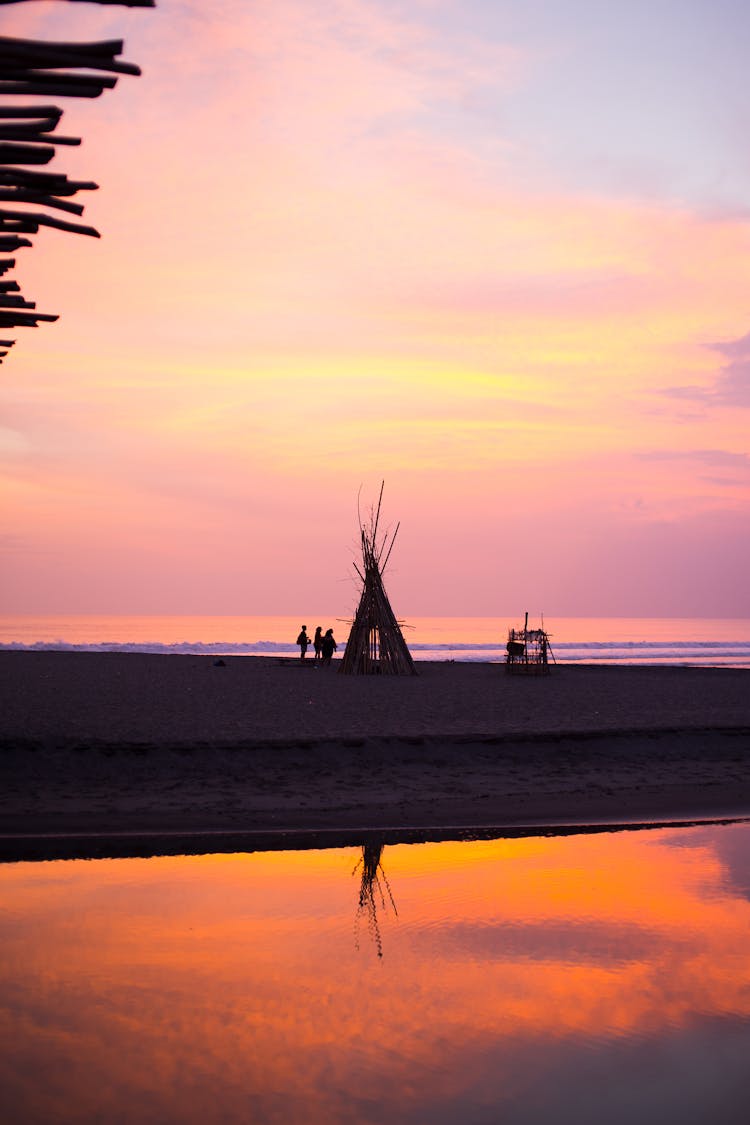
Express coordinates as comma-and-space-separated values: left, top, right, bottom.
1, 615, 749, 667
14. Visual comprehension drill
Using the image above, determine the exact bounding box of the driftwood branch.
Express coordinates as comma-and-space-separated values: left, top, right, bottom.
0, 142, 54, 164
0, 119, 65, 137
0, 294, 35, 308
0, 311, 59, 326
0, 38, 139, 78
0, 207, 100, 237
0, 105, 63, 120
0, 132, 80, 147
0, 189, 85, 215
0, 236, 32, 250
0, 169, 98, 192
0, 76, 118, 98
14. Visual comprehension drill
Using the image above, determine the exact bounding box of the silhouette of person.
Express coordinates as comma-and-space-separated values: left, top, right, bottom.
296, 625, 311, 661
313, 626, 323, 662
321, 628, 337, 665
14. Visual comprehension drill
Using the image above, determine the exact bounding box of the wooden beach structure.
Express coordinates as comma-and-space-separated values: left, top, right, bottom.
506, 612, 554, 675
0, 0, 153, 363
339, 484, 417, 676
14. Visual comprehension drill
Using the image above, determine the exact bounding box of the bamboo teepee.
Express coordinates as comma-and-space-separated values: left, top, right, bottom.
339, 484, 417, 676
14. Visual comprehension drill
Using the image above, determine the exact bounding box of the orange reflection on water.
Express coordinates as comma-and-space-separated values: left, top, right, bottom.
0, 826, 749, 1123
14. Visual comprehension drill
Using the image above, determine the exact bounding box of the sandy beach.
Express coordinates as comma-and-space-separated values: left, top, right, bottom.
1, 651, 749, 859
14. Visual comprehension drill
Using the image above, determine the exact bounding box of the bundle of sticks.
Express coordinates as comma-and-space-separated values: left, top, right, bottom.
0, 0, 154, 359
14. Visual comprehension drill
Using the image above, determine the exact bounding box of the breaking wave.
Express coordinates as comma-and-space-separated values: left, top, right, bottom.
2, 637, 750, 666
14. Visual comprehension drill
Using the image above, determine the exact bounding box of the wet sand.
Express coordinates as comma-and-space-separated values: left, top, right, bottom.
1, 651, 749, 859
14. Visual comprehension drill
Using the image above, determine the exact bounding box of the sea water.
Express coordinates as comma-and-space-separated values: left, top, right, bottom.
1, 614, 750, 666
0, 822, 748, 1123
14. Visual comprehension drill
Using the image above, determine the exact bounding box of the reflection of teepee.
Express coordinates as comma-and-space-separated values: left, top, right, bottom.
353, 843, 398, 958
339, 484, 417, 676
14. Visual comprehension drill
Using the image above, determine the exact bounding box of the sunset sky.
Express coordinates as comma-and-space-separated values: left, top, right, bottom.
2, 0, 749, 617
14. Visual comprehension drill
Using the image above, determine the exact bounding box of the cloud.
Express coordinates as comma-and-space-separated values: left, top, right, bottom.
705, 331, 750, 406
635, 448, 750, 490
710, 364, 750, 408
0, 428, 30, 458
666, 330, 750, 408
708, 330, 750, 358
636, 449, 750, 468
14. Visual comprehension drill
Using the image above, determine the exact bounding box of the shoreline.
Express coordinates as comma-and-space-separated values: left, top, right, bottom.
3, 811, 749, 864
2, 652, 749, 861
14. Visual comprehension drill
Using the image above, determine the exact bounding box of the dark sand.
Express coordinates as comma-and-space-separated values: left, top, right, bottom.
1, 651, 749, 859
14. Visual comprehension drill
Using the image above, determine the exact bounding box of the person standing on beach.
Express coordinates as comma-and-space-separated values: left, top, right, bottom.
297, 626, 311, 661
321, 628, 337, 666
313, 626, 323, 663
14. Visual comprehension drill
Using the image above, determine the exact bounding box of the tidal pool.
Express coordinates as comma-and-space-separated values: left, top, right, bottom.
1, 823, 749, 1124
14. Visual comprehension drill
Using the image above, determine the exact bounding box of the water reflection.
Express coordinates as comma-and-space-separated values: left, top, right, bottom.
1, 823, 749, 1123
353, 842, 398, 958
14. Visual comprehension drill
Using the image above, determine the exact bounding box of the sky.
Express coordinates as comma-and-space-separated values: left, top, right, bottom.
1, 0, 749, 617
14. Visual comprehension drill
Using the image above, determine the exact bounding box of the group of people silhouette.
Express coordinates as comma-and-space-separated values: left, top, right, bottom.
296, 625, 337, 665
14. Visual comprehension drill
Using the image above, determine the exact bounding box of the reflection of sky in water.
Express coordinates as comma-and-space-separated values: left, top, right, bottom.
1, 824, 749, 1123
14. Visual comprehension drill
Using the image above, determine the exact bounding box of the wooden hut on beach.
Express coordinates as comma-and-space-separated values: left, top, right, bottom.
339, 484, 417, 676
506, 612, 554, 674
0, 0, 153, 363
